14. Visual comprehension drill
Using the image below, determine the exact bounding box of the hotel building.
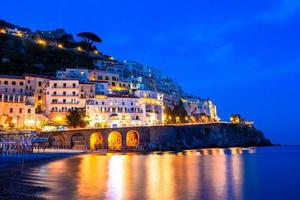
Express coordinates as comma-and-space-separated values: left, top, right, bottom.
45, 79, 82, 124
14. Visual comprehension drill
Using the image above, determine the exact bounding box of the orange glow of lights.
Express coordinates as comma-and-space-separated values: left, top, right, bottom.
36, 39, 47, 46
108, 131, 122, 150
90, 132, 104, 150
57, 43, 63, 48
126, 130, 139, 147
0, 28, 6, 34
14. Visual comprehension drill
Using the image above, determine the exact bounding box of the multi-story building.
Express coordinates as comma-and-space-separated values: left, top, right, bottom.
92, 81, 109, 95
86, 95, 144, 128
157, 76, 182, 106
36, 29, 74, 41
45, 79, 82, 124
91, 70, 120, 88
0, 94, 47, 129
134, 90, 164, 125
182, 96, 219, 122
0, 75, 26, 95
199, 99, 219, 121
24, 74, 50, 112
0, 56, 220, 129
56, 68, 90, 83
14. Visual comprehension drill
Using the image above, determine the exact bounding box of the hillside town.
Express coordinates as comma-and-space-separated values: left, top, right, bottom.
0, 20, 219, 131
0, 66, 219, 131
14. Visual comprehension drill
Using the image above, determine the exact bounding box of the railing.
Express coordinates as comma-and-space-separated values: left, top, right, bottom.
51, 102, 80, 104
52, 86, 79, 89
51, 94, 79, 97
40, 121, 230, 132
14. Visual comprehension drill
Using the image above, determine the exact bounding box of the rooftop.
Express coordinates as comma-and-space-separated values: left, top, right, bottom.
0, 75, 24, 79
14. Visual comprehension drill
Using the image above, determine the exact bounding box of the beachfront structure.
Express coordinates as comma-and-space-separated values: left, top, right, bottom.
85, 90, 164, 128
0, 94, 47, 129
86, 95, 144, 128
0, 74, 50, 113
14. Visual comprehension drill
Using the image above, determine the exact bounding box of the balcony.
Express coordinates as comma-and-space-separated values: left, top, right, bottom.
51, 101, 80, 105
51, 94, 79, 97
52, 86, 79, 89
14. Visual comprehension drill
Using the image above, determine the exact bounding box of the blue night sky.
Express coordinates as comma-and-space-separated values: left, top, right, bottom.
1, 0, 300, 144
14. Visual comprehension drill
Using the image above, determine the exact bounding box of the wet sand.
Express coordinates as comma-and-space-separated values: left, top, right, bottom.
0, 153, 82, 200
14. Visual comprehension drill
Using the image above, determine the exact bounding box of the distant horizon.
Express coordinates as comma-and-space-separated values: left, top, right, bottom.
1, 0, 300, 144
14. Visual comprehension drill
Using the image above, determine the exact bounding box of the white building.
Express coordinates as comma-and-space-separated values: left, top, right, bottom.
45, 79, 82, 115
182, 96, 220, 122
134, 90, 164, 125
92, 81, 109, 95
86, 95, 144, 128
85, 90, 164, 128
56, 68, 90, 83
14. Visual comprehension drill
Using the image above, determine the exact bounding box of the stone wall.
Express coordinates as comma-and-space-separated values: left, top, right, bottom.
43, 123, 272, 151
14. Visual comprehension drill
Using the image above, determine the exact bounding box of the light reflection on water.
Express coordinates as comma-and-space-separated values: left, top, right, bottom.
24, 148, 256, 200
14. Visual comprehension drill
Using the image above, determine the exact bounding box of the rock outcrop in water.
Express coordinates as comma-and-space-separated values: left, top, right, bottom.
147, 123, 272, 150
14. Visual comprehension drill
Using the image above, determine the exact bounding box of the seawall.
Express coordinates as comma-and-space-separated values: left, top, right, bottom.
43, 123, 272, 151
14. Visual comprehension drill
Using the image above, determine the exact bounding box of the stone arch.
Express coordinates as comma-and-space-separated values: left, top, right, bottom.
126, 130, 140, 147
71, 133, 86, 150
49, 133, 65, 147
108, 131, 122, 150
90, 132, 104, 150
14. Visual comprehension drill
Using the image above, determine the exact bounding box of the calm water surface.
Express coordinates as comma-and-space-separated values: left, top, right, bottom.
18, 146, 300, 200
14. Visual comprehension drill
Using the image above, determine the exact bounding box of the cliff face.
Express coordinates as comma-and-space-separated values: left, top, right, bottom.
148, 123, 272, 150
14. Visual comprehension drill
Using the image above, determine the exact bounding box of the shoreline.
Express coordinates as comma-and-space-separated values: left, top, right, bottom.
0, 152, 83, 171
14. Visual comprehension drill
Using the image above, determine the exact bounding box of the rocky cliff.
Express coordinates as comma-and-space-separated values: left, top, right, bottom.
147, 123, 272, 150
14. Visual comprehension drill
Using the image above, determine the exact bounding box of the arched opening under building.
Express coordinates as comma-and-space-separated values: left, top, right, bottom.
71, 133, 86, 150
90, 132, 104, 150
49, 133, 65, 147
108, 131, 122, 150
126, 130, 139, 148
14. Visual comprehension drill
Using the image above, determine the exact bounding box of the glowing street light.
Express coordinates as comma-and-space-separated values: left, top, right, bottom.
0, 28, 6, 34
57, 43, 63, 48
36, 39, 47, 46
14, 31, 23, 37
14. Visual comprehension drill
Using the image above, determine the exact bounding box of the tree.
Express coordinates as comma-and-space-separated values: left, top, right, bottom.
77, 32, 102, 44
164, 100, 189, 124
66, 109, 88, 128
173, 100, 189, 123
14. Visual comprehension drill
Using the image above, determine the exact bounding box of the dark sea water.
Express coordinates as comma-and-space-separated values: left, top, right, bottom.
5, 146, 300, 200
